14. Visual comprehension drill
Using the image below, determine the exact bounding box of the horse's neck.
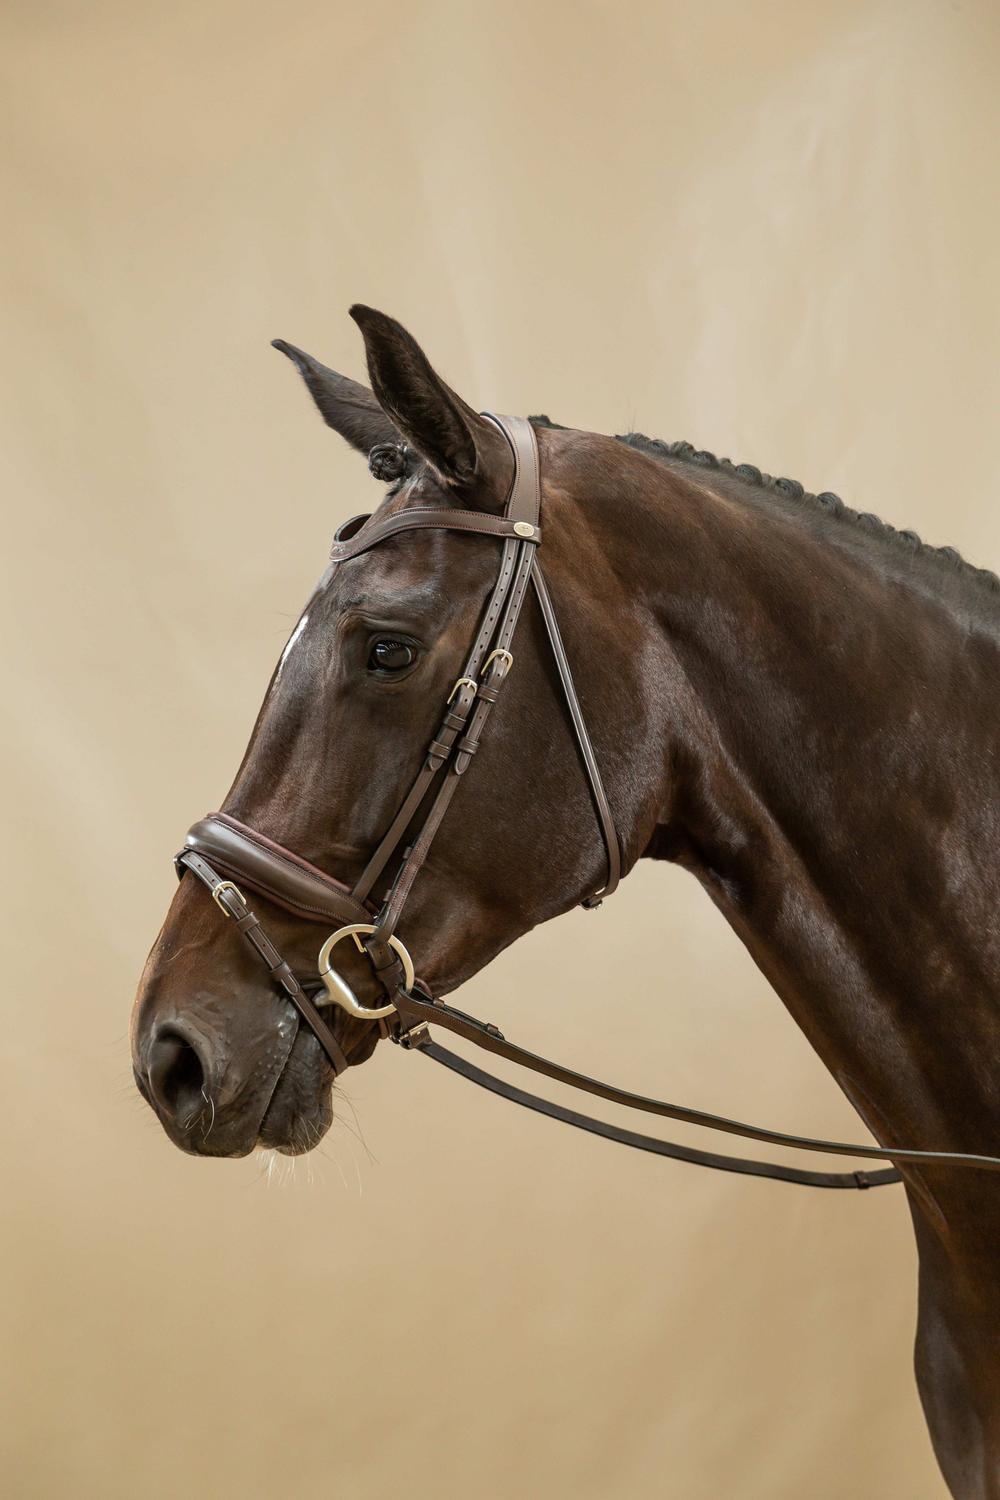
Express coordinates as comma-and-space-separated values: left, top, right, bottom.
614, 454, 1000, 1164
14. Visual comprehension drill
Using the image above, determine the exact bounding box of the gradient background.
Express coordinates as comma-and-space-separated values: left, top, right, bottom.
4, 2, 998, 1496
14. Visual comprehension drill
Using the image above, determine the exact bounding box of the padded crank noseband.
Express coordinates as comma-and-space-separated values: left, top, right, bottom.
174, 414, 1000, 1189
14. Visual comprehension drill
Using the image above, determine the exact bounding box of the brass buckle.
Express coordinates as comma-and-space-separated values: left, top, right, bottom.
481, 648, 513, 679
317, 923, 415, 1021
212, 880, 245, 916
447, 676, 478, 704
398, 1021, 430, 1050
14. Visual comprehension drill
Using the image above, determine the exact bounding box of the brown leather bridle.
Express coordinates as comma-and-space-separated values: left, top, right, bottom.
175, 414, 1000, 1189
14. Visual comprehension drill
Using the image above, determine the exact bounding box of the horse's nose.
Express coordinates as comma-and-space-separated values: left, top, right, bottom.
146, 1023, 211, 1127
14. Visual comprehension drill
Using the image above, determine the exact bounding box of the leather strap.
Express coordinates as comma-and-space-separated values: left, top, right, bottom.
351, 536, 522, 904
329, 507, 538, 562
531, 565, 621, 902
177, 848, 349, 1073
417, 1041, 901, 1189
482, 410, 541, 527
393, 987, 1000, 1178
182, 813, 371, 926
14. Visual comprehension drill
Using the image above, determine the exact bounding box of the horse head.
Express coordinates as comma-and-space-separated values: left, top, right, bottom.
131, 307, 651, 1156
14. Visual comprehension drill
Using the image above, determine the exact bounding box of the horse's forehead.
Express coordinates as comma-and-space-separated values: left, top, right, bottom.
317, 523, 491, 619
305, 466, 499, 618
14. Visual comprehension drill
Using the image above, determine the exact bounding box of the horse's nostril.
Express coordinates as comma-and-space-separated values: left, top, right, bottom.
147, 1027, 208, 1126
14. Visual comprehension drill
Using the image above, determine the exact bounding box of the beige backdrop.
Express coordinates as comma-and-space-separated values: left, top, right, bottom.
3, 2, 998, 1497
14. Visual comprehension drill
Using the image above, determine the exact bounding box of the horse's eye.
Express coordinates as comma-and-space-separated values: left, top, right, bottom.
368, 638, 416, 674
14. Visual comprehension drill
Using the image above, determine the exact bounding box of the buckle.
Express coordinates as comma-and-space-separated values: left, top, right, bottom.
480, 648, 513, 679
397, 1021, 430, 1050
211, 880, 245, 916
447, 676, 478, 704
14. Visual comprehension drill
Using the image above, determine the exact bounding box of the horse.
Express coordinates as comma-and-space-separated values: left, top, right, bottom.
131, 305, 1000, 1499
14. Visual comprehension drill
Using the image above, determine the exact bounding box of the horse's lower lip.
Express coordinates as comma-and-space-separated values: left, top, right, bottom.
256, 1025, 334, 1154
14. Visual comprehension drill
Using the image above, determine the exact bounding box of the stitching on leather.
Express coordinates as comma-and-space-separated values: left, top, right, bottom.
200, 826, 367, 919
329, 513, 538, 562
210, 817, 354, 896
453, 544, 535, 773
205, 859, 350, 922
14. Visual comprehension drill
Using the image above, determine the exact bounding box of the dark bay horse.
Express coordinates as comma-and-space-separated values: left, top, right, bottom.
131, 305, 1000, 1499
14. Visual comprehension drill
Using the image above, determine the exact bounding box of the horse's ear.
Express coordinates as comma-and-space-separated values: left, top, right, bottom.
271, 339, 401, 455
349, 305, 510, 498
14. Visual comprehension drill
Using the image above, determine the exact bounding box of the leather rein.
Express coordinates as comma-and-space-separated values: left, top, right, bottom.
175, 414, 1000, 1190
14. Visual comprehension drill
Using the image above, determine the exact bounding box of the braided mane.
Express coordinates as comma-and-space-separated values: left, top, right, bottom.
529, 417, 1000, 597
